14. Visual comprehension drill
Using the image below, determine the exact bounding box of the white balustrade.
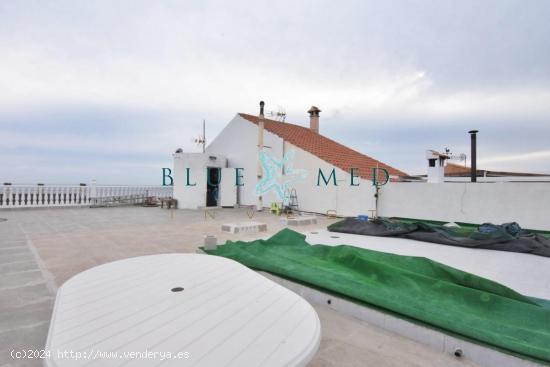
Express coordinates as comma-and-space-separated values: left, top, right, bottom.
0, 184, 173, 209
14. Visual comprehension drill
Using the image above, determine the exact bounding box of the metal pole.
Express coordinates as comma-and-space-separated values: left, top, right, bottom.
202, 119, 206, 153
468, 130, 478, 182
257, 101, 265, 211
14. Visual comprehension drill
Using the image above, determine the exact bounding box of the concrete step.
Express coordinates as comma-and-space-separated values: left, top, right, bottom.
221, 222, 267, 234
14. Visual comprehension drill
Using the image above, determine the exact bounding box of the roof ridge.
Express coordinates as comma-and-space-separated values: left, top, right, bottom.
238, 112, 308, 129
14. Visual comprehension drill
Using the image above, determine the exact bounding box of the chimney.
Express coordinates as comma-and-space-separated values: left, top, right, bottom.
426, 150, 448, 183
257, 101, 265, 211
258, 101, 265, 158
308, 106, 321, 133
468, 130, 478, 183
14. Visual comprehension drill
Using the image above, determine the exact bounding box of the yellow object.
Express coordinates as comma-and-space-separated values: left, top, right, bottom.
270, 202, 282, 215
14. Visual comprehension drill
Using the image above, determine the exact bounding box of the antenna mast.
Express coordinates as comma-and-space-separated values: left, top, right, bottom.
193, 119, 206, 152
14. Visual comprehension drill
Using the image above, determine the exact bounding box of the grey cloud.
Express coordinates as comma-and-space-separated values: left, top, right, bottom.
1, 0, 549, 182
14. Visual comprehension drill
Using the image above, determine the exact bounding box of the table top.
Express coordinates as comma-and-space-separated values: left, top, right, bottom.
44, 254, 321, 367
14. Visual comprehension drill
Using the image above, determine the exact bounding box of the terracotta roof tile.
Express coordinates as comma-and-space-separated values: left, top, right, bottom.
445, 163, 472, 175
445, 163, 550, 177
239, 113, 407, 179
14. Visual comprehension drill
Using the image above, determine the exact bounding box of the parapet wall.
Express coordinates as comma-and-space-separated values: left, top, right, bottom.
378, 182, 550, 230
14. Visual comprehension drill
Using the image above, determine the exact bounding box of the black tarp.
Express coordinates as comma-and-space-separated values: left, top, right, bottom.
328, 218, 550, 258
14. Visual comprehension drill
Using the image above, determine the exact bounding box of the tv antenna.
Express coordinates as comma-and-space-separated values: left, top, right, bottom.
193, 119, 206, 152
444, 148, 467, 166
267, 105, 286, 121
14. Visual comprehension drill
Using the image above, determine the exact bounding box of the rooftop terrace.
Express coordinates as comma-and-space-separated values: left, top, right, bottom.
0, 207, 482, 367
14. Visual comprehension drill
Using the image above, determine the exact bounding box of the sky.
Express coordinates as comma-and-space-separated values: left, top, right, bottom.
1, 0, 549, 184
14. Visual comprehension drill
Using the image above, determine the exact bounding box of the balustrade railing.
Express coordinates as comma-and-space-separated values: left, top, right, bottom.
0, 183, 173, 209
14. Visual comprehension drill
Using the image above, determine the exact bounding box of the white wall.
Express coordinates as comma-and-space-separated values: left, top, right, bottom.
206, 114, 284, 207
203, 114, 377, 214
173, 152, 226, 208
378, 182, 550, 230
287, 142, 377, 217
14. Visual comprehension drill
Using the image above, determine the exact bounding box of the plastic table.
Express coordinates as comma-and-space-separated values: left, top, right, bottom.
44, 254, 321, 367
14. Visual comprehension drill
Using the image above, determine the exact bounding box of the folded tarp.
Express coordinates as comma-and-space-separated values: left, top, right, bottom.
328, 218, 550, 258
205, 229, 550, 363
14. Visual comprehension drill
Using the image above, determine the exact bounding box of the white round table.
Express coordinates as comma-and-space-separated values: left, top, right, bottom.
44, 254, 321, 367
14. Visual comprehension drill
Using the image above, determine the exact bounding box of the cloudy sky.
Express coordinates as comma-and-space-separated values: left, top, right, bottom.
1, 0, 549, 184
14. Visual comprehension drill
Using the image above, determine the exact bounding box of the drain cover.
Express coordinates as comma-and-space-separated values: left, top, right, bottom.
171, 287, 184, 292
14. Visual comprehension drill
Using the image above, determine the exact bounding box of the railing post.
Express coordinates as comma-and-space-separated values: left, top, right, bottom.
79, 183, 86, 205
14, 185, 20, 206
2, 183, 11, 206
30, 185, 36, 206
37, 183, 44, 206
52, 186, 57, 206
23, 186, 28, 206
62, 186, 67, 205
90, 179, 97, 205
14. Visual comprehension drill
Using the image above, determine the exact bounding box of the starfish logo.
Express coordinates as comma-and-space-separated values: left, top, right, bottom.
255, 149, 308, 204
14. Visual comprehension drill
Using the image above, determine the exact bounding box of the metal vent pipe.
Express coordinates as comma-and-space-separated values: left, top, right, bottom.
468, 130, 479, 182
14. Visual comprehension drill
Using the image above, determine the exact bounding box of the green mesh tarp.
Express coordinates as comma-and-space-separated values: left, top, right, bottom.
205, 229, 550, 363
328, 218, 550, 258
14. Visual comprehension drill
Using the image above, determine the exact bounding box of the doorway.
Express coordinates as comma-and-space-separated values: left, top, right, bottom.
206, 167, 220, 207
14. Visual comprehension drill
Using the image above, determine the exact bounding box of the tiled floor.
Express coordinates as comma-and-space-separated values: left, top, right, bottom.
0, 207, 478, 367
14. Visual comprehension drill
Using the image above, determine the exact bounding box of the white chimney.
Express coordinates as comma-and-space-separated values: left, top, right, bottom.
308, 106, 321, 133
426, 150, 449, 183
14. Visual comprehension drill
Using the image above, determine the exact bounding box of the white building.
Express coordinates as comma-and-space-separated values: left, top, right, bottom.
173, 106, 405, 216
171, 108, 550, 229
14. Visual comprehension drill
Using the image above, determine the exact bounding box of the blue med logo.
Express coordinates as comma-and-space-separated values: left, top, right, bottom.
255, 149, 307, 205
162, 168, 173, 186
372, 167, 390, 187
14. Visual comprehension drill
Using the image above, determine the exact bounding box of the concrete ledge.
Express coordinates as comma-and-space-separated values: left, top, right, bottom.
280, 216, 318, 226
259, 271, 544, 367
221, 222, 267, 234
